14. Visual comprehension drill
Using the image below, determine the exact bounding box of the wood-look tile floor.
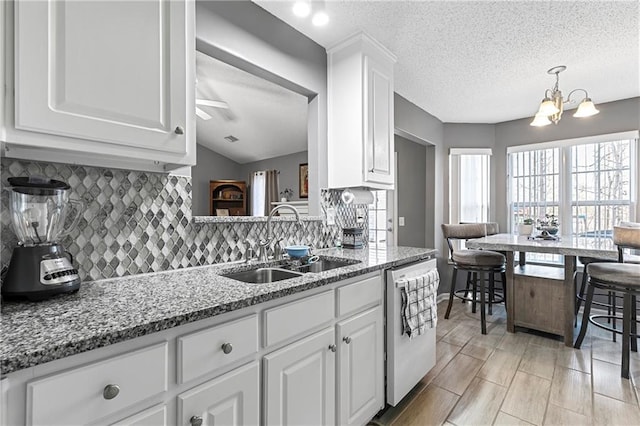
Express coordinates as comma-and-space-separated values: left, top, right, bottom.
372, 300, 640, 426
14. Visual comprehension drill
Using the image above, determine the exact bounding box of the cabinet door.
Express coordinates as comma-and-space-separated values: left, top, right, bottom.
110, 404, 167, 426
364, 55, 394, 186
337, 306, 384, 426
177, 361, 260, 426
14, 0, 188, 155
263, 328, 335, 426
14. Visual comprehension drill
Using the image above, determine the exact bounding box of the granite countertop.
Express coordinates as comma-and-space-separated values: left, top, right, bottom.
1, 246, 436, 375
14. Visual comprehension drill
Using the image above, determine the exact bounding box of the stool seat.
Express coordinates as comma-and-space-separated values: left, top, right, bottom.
452, 249, 505, 267
587, 263, 640, 286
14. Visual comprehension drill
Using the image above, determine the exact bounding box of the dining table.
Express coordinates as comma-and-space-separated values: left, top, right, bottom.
466, 233, 618, 346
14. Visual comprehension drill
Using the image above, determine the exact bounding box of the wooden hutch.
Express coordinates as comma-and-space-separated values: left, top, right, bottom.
209, 180, 247, 216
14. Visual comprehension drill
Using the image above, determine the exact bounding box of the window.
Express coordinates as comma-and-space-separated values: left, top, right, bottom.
368, 190, 388, 245
449, 148, 491, 223
508, 133, 638, 237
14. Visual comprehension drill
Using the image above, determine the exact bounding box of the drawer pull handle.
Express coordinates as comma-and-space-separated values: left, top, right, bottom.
343, 336, 352, 344
103, 384, 120, 400
190, 415, 203, 426
174, 126, 185, 135
328, 344, 337, 352
221, 342, 233, 354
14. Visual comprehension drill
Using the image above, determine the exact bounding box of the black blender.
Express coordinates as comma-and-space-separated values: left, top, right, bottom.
2, 177, 83, 301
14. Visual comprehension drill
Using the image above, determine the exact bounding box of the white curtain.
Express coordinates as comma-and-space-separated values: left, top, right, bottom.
249, 170, 279, 216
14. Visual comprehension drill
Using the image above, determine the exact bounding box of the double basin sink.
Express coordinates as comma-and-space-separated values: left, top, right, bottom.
223, 257, 360, 284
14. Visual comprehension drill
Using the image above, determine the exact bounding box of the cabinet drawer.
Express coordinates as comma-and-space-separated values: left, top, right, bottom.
27, 343, 168, 426
337, 275, 382, 317
178, 314, 259, 384
264, 291, 334, 347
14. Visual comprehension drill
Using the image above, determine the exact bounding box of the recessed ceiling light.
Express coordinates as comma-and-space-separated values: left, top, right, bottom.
312, 10, 329, 26
292, 1, 311, 18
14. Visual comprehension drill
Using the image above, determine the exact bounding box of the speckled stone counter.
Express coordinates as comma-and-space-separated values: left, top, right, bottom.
465, 233, 618, 259
1, 246, 436, 374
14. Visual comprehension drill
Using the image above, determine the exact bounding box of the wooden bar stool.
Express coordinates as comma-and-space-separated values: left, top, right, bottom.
442, 223, 507, 334
574, 225, 640, 378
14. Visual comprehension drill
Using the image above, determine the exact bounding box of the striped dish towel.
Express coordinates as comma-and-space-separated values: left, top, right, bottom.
400, 269, 440, 339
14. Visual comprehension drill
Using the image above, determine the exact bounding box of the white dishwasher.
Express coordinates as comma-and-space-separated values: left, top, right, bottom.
385, 257, 438, 406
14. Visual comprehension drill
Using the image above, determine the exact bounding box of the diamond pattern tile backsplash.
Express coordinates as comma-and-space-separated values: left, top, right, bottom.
1, 158, 368, 282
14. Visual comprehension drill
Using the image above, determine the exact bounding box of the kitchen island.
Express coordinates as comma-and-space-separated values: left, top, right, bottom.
466, 233, 617, 346
1, 246, 436, 426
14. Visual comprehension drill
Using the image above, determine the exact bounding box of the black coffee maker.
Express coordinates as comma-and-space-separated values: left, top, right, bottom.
2, 177, 83, 301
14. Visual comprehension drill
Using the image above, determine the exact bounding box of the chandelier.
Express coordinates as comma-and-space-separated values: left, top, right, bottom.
530, 65, 599, 127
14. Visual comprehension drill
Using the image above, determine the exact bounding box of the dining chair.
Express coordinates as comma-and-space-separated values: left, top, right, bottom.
441, 223, 506, 334
574, 224, 640, 378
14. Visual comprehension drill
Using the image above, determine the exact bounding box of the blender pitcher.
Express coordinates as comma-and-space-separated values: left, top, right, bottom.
8, 176, 83, 245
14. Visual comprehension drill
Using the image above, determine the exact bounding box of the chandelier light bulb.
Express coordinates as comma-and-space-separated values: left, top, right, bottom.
573, 98, 600, 118
312, 10, 330, 26
292, 1, 311, 18
530, 112, 552, 127
538, 98, 560, 116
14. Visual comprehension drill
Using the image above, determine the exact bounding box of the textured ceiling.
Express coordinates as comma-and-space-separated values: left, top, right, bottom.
254, 0, 640, 123
196, 51, 307, 164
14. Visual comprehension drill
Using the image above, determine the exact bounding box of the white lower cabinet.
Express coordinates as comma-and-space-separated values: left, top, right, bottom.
263, 328, 336, 426
3, 271, 388, 426
177, 361, 260, 426
337, 306, 384, 426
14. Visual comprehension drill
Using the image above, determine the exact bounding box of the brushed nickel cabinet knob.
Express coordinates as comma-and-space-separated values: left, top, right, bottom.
328, 344, 337, 352
174, 126, 185, 135
343, 336, 352, 344
221, 342, 233, 354
102, 384, 120, 400
190, 415, 203, 426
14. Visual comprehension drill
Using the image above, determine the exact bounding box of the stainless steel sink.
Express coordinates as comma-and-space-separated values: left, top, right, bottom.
294, 258, 359, 273
223, 268, 304, 284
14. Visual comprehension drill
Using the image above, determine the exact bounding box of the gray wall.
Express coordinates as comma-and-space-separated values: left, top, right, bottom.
395, 135, 426, 248
192, 144, 243, 216
193, 145, 309, 216
195, 0, 327, 214
240, 151, 308, 202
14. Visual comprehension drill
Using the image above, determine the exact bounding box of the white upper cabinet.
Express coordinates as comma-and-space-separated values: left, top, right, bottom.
4, 0, 195, 172
328, 32, 396, 190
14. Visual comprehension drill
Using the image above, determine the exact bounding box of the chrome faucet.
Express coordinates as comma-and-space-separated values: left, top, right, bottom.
258, 204, 303, 261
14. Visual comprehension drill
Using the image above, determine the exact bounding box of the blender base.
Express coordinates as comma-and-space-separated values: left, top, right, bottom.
2, 244, 82, 301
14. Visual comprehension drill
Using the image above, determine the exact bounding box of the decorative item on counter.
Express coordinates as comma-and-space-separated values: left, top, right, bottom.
530, 214, 560, 240
517, 218, 534, 236
284, 245, 311, 258
342, 227, 364, 249
280, 188, 293, 202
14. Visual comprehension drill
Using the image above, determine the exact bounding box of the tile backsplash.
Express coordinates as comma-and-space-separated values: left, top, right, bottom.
1, 158, 368, 282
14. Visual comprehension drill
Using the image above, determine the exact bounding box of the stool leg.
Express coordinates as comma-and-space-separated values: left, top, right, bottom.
480, 271, 487, 335
463, 272, 472, 303
631, 295, 637, 353
472, 272, 477, 313
622, 293, 631, 379
488, 272, 495, 316
612, 289, 617, 343
575, 283, 596, 349
575, 271, 588, 325
445, 268, 457, 319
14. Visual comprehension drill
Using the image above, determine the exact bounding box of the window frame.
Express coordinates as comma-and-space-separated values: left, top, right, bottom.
449, 148, 492, 224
